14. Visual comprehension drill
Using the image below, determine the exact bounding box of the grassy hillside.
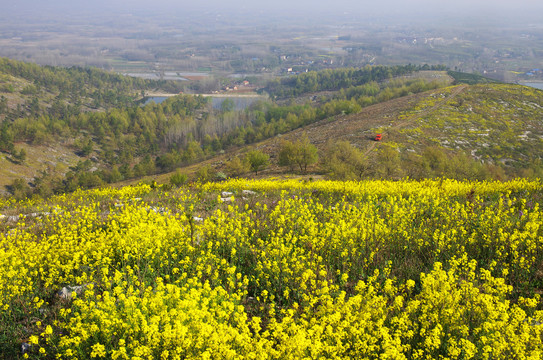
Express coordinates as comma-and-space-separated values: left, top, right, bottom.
0, 57, 182, 120
389, 83, 543, 177
1, 178, 542, 358
187, 83, 543, 182
0, 60, 451, 196
0, 57, 184, 195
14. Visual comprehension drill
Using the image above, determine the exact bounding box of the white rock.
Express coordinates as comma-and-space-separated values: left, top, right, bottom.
242, 190, 256, 195
221, 191, 234, 197
149, 206, 167, 214
21, 343, 31, 354
58, 285, 87, 300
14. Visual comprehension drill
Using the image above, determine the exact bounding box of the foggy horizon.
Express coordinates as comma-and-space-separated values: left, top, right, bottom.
3, 0, 543, 24
1, 0, 542, 79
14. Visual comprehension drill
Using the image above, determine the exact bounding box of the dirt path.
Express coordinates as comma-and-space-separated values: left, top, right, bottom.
363, 85, 468, 156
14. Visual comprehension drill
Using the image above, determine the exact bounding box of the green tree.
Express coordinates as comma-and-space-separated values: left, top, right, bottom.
75, 138, 94, 157
375, 145, 403, 179
0, 124, 14, 153
421, 146, 449, 177
13, 148, 26, 164
9, 178, 32, 199
182, 141, 204, 163
294, 134, 318, 172
220, 98, 235, 112
278, 134, 318, 173
323, 140, 368, 180
278, 139, 298, 171
246, 149, 269, 175
225, 156, 249, 177
0, 95, 7, 114
156, 152, 179, 172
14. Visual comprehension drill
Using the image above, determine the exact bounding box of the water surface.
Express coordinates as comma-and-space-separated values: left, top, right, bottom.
521, 82, 543, 90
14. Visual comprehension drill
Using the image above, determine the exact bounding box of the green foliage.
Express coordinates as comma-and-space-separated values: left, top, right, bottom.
447, 70, 501, 85
278, 140, 298, 170
245, 149, 269, 175
169, 170, 188, 187
0, 124, 14, 153
196, 165, 216, 183
98, 167, 123, 184
32, 170, 64, 197
156, 152, 181, 172
0, 83, 14, 93
134, 155, 156, 177
20, 84, 39, 95
220, 98, 235, 112
0, 60, 451, 191
12, 147, 26, 164
182, 140, 205, 163
374, 145, 404, 179
266, 64, 446, 98
0, 95, 8, 114
0, 57, 179, 111
4, 58, 543, 191
323, 140, 368, 180
215, 171, 227, 181
75, 138, 94, 157
8, 178, 32, 199
278, 134, 318, 172
225, 156, 250, 177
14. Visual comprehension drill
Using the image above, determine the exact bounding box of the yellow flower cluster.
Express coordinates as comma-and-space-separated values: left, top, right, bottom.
1, 178, 542, 359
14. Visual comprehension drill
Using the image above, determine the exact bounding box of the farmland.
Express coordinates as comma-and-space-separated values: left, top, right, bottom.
1, 178, 542, 358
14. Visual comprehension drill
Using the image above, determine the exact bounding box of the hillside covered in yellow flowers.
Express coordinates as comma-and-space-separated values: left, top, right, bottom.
1, 178, 543, 359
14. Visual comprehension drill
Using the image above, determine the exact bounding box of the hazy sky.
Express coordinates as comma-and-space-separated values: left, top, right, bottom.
2, 0, 543, 23
4, 0, 543, 13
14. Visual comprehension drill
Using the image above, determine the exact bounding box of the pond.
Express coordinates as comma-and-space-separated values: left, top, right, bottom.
521, 82, 543, 90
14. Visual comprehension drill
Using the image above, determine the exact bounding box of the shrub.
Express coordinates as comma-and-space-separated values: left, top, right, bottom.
169, 170, 188, 187
225, 156, 250, 177
245, 149, 269, 175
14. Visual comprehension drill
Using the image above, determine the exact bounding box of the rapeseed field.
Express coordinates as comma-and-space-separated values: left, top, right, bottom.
1, 178, 542, 359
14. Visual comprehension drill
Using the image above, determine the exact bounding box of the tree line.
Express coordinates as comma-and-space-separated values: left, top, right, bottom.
264, 64, 447, 98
